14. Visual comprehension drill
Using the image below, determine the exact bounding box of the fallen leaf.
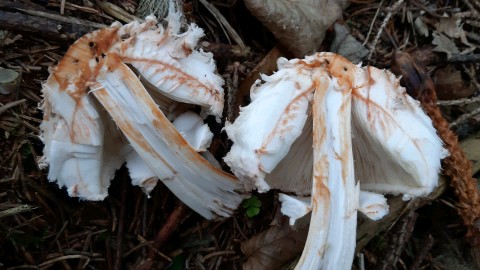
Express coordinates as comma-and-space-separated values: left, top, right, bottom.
241, 222, 308, 270
244, 0, 348, 57
432, 32, 459, 58
330, 23, 368, 64
414, 16, 429, 37
434, 66, 475, 100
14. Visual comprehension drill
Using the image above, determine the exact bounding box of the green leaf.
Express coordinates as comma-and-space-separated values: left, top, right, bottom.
242, 195, 262, 209
246, 207, 260, 218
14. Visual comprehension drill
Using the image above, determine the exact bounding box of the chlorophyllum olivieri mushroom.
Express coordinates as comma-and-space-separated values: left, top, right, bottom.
39, 7, 244, 219
224, 52, 448, 269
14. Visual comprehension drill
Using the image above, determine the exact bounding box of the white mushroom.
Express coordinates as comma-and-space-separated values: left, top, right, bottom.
172, 111, 213, 152
225, 52, 447, 269
39, 7, 244, 219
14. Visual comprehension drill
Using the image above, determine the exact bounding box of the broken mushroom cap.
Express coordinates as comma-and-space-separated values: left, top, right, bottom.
113, 14, 225, 121
39, 11, 244, 219
349, 65, 449, 199
225, 52, 447, 270
223, 58, 313, 192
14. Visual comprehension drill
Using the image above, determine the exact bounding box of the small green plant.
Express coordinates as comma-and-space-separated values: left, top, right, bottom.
241, 195, 262, 218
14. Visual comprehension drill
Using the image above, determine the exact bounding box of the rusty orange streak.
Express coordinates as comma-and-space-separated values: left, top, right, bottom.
92, 86, 177, 175
112, 62, 237, 182
256, 83, 316, 160
121, 57, 223, 104
48, 27, 121, 144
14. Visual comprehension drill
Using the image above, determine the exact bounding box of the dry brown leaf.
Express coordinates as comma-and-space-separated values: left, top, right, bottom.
244, 0, 349, 57
434, 66, 475, 100
241, 222, 308, 270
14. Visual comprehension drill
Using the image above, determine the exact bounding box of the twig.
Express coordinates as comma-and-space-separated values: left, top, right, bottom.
374, 212, 418, 270
153, 201, 188, 248
358, 253, 366, 270
0, 205, 37, 219
367, 0, 405, 60
203, 250, 235, 261
114, 174, 128, 270
409, 234, 435, 270
448, 54, 480, 63
38, 255, 90, 268
0, 11, 97, 41
362, 0, 385, 46
0, 99, 26, 115
450, 106, 480, 128
136, 200, 188, 269
15, 8, 106, 29
198, 0, 246, 51
437, 96, 480, 106
461, 0, 480, 16
95, 0, 141, 23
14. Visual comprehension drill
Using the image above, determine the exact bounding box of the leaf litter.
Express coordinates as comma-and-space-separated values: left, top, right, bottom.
0, 0, 479, 269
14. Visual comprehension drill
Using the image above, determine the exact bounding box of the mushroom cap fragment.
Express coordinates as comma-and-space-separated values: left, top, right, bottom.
350, 66, 449, 198
39, 12, 244, 219
224, 59, 313, 192
172, 111, 213, 152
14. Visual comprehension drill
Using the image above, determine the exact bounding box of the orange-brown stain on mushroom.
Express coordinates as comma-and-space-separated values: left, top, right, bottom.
312, 75, 331, 213
46, 27, 121, 144
108, 62, 237, 182
256, 80, 316, 163
121, 57, 223, 105
92, 81, 178, 176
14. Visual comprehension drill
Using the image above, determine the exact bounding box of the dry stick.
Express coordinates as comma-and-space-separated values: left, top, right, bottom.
374, 212, 418, 270
0, 99, 26, 115
367, 0, 405, 61
409, 234, 435, 270
197, 0, 246, 51
391, 51, 480, 269
0, 10, 97, 41
461, 0, 480, 15
362, 0, 385, 46
15, 8, 106, 29
437, 96, 480, 106
450, 106, 480, 128
95, 0, 141, 23
448, 54, 480, 63
137, 200, 189, 269
114, 174, 128, 270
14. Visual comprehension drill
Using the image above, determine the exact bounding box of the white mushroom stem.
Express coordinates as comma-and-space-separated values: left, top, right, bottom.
295, 72, 359, 270
90, 62, 243, 219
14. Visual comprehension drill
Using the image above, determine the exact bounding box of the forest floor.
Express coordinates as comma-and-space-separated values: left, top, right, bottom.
0, 0, 479, 269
